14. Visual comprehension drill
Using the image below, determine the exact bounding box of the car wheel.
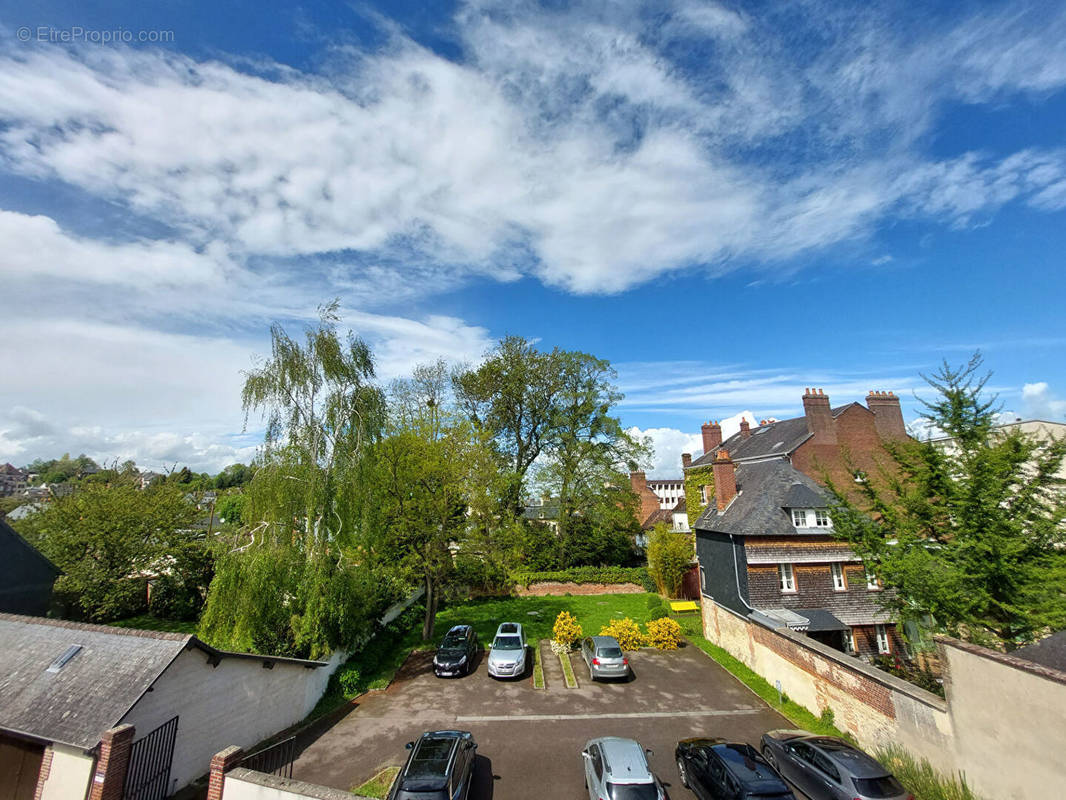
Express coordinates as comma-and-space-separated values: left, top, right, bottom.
677, 757, 689, 789
762, 745, 777, 769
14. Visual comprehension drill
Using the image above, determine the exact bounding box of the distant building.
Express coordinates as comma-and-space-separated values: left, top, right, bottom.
0, 463, 28, 496
0, 517, 59, 616
930, 418, 1066, 480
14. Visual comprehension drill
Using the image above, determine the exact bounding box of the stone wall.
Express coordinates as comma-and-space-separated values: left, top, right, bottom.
701, 598, 1066, 800
515, 581, 645, 596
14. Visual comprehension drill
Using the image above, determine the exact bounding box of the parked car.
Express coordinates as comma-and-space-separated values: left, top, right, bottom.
580, 635, 631, 681
388, 730, 478, 800
582, 736, 666, 800
486, 621, 527, 678
760, 731, 912, 800
675, 738, 794, 800
433, 625, 479, 677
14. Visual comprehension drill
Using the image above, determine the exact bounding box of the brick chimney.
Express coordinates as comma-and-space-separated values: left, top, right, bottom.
739, 418, 751, 438
802, 388, 837, 445
681, 453, 692, 469
629, 470, 660, 525
701, 420, 722, 453
712, 450, 737, 511
866, 390, 907, 440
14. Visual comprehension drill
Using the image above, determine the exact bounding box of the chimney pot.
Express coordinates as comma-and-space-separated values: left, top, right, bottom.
701, 419, 723, 453
739, 418, 751, 438
712, 449, 737, 511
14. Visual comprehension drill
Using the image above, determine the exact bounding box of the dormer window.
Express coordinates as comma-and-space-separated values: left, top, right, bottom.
814, 510, 831, 527
791, 509, 808, 527
792, 508, 830, 528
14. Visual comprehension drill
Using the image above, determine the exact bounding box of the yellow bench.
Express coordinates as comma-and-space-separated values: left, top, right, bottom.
670, 600, 700, 614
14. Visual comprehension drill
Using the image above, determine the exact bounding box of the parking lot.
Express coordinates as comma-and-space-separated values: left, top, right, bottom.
290, 641, 792, 799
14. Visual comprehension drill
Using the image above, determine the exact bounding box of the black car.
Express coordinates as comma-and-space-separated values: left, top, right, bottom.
433, 625, 479, 677
388, 730, 478, 800
675, 738, 795, 800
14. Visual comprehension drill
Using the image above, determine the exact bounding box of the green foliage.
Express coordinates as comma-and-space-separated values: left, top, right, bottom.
599, 617, 645, 650
110, 615, 198, 634
213, 493, 245, 526
683, 465, 714, 529
873, 654, 945, 697
645, 617, 682, 649
511, 566, 653, 590
875, 745, 982, 800
558, 650, 578, 688
352, 767, 400, 799
646, 523, 694, 597
149, 541, 214, 621
15, 479, 199, 621
532, 642, 545, 689
827, 354, 1066, 649
213, 463, 255, 490
26, 453, 100, 484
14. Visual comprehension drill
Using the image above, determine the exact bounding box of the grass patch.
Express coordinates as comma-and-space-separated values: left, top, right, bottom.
110, 615, 198, 634
351, 766, 399, 799
676, 615, 853, 741
559, 650, 578, 688
532, 640, 545, 689
876, 745, 982, 800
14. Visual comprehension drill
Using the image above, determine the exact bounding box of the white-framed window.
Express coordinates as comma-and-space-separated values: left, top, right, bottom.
843, 628, 857, 655
700, 567, 707, 592
701, 485, 710, 504
866, 571, 881, 591
814, 510, 831, 527
831, 563, 846, 591
791, 509, 808, 527
876, 624, 891, 654
779, 563, 796, 592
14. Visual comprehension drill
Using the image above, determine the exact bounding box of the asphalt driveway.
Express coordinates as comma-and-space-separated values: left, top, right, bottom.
291, 641, 791, 799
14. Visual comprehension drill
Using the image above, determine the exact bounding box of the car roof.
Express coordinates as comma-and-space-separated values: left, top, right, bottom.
808, 737, 890, 778
711, 743, 789, 790
445, 625, 471, 636
495, 621, 522, 635
401, 731, 466, 790
590, 737, 653, 783
591, 635, 620, 647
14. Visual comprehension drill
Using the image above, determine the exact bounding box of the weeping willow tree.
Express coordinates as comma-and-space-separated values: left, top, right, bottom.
199, 302, 391, 658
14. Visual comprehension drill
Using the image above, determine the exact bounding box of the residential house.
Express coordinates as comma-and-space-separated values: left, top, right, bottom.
0, 463, 27, 497
0, 614, 335, 800
930, 418, 1066, 479
693, 451, 902, 659
0, 519, 59, 617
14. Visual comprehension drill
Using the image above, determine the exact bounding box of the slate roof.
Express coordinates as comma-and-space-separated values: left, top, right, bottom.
641, 508, 673, 530
692, 458, 830, 537
687, 404, 864, 469
1013, 631, 1066, 673
0, 614, 327, 750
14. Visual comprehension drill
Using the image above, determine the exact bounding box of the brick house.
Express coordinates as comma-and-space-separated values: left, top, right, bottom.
693, 452, 903, 659
629, 473, 690, 550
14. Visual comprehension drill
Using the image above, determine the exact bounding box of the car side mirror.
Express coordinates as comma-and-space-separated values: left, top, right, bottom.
405, 741, 414, 750
581, 750, 591, 759
645, 748, 654, 756
472, 743, 478, 750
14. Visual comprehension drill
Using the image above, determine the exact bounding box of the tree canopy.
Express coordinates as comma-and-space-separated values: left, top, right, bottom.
827, 354, 1066, 649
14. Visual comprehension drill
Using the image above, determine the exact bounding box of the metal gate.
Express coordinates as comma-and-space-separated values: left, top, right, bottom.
122, 716, 179, 800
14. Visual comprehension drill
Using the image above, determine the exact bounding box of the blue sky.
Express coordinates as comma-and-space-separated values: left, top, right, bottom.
0, 0, 1064, 475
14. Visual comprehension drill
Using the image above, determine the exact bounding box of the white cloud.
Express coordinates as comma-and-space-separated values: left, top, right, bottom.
1022, 382, 1066, 421
627, 426, 703, 477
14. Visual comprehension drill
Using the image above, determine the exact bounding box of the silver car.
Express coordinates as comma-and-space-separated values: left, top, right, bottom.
760, 730, 911, 800
486, 621, 527, 678
580, 635, 631, 681
582, 737, 665, 800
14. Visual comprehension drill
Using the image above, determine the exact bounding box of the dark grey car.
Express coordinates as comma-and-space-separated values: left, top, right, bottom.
760, 730, 911, 800
580, 635, 631, 681
388, 730, 478, 800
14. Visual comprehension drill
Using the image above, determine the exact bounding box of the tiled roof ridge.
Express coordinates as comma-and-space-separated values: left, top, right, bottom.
0, 612, 192, 643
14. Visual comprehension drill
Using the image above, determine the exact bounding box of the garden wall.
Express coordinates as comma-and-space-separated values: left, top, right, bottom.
701, 598, 1066, 800
515, 581, 645, 596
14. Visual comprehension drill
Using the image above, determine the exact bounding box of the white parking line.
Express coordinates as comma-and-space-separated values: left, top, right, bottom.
456, 708, 764, 722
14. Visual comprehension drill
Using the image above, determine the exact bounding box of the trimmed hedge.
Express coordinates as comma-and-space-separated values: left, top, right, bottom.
512, 566, 655, 592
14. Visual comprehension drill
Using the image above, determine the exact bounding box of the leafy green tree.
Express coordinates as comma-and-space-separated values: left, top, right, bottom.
199, 302, 387, 658
214, 493, 245, 526
828, 355, 1066, 649
371, 362, 496, 640
646, 523, 693, 597
15, 479, 199, 621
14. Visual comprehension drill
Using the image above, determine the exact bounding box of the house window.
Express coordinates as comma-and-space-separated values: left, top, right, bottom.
866, 571, 881, 591
779, 563, 796, 592
700, 567, 707, 592
843, 629, 857, 654
791, 509, 808, 527
701, 485, 710, 504
876, 624, 891, 654
814, 510, 831, 527
831, 563, 846, 591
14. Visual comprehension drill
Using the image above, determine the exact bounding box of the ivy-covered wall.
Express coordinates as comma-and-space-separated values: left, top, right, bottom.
683, 464, 715, 528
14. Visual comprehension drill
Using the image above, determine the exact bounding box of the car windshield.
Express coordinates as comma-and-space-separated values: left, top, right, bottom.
607, 782, 658, 800
853, 775, 905, 797
493, 635, 523, 650
440, 634, 465, 649
597, 646, 623, 658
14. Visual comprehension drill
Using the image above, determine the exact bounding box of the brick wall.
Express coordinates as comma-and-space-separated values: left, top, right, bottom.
791, 404, 899, 498
515, 581, 645, 596
88, 724, 135, 800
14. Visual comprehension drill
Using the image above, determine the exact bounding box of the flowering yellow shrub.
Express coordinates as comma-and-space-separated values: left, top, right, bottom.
645, 617, 683, 650
552, 611, 583, 649
599, 617, 646, 651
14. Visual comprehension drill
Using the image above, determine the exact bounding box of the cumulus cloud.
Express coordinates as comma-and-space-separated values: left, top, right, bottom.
1022, 382, 1066, 421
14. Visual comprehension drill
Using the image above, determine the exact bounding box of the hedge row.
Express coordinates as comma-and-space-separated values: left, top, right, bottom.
511, 566, 655, 592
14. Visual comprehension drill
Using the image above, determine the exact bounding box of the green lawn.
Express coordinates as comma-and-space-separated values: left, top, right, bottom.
429, 592, 660, 645
109, 615, 198, 635
352, 766, 399, 799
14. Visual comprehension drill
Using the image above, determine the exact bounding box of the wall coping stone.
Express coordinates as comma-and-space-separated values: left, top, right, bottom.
935, 634, 1066, 688
227, 768, 374, 800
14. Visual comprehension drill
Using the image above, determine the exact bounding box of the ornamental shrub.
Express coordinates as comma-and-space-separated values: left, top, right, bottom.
552, 611, 583, 649
646, 523, 693, 597
337, 666, 362, 696
645, 617, 683, 650
600, 617, 645, 650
